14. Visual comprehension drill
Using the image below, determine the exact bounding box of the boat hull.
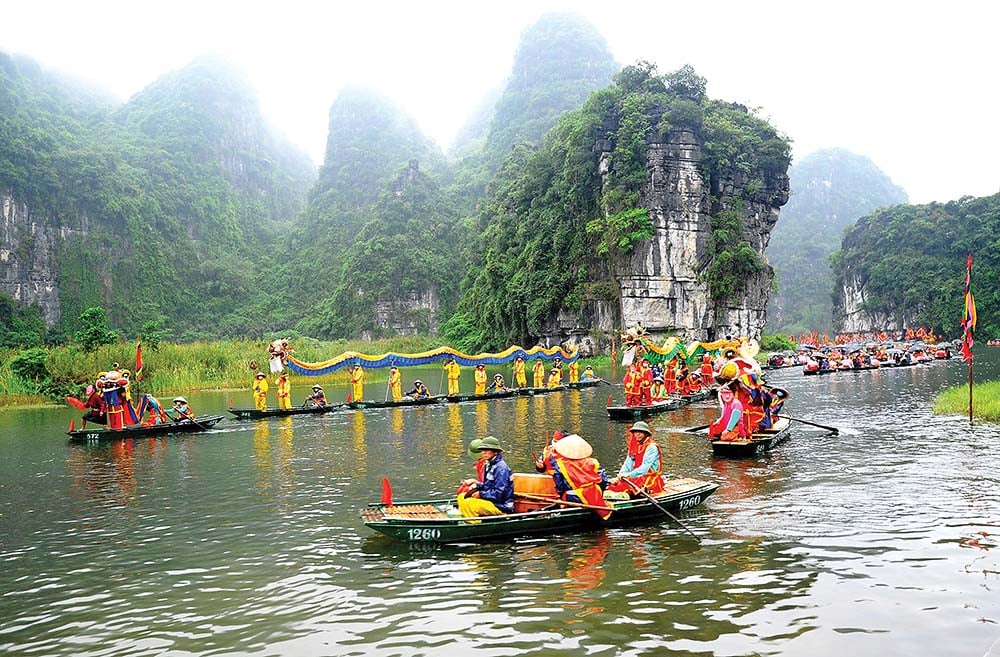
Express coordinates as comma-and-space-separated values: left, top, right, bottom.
228, 404, 347, 419
606, 388, 712, 421
360, 477, 718, 544
711, 421, 791, 458
67, 415, 225, 443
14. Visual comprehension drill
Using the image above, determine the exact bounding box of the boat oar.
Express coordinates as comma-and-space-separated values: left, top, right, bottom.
622, 478, 701, 542
516, 492, 614, 513
173, 410, 208, 430
685, 424, 711, 434
776, 414, 839, 436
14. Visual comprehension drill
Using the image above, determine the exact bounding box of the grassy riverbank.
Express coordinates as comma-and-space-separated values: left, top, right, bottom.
0, 337, 609, 409
932, 381, 1000, 422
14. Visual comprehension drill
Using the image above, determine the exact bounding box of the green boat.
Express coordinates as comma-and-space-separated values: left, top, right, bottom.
67, 415, 226, 444
348, 395, 446, 409
228, 403, 349, 419
567, 379, 603, 390
360, 476, 718, 543
710, 418, 792, 458
606, 388, 713, 421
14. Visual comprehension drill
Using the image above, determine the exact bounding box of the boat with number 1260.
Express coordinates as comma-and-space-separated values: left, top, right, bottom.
360, 475, 718, 543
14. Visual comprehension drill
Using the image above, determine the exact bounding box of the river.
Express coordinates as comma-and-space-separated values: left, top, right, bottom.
1, 352, 999, 656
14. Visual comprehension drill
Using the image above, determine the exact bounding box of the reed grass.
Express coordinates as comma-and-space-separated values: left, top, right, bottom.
932, 381, 1000, 422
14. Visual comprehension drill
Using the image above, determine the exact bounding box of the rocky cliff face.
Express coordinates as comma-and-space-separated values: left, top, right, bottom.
834, 272, 914, 333
0, 193, 87, 326
564, 126, 788, 347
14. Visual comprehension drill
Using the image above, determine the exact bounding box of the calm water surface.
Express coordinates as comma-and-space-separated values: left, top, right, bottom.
1, 354, 999, 656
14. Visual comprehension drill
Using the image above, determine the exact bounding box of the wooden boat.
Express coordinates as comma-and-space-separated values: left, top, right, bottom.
606, 388, 713, 421
228, 403, 349, 419
349, 395, 446, 409
360, 475, 718, 543
709, 417, 792, 458
67, 415, 226, 444
567, 379, 603, 390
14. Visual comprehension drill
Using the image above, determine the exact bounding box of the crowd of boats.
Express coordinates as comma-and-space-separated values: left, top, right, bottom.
60, 335, 962, 543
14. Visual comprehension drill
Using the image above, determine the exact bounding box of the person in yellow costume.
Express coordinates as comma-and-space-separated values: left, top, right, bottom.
444, 357, 461, 395
568, 360, 579, 383
275, 372, 291, 409
532, 357, 546, 388
350, 364, 364, 402
388, 365, 402, 402
253, 372, 268, 411
474, 364, 488, 395
547, 366, 562, 388
512, 356, 527, 388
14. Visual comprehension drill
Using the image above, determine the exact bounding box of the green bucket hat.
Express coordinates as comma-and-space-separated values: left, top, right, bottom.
476, 436, 504, 452
467, 438, 483, 457
630, 421, 652, 435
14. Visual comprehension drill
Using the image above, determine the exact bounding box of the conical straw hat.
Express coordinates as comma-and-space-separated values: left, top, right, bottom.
552, 434, 592, 459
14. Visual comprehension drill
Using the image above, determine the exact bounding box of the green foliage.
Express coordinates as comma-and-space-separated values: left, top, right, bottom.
766, 148, 908, 333
586, 208, 653, 259
73, 307, 118, 350
9, 347, 49, 381
832, 193, 1000, 339
934, 381, 1000, 422
759, 333, 796, 352
0, 292, 46, 348
704, 202, 765, 300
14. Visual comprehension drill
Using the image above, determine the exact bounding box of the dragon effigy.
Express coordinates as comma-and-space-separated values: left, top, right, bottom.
286, 344, 579, 376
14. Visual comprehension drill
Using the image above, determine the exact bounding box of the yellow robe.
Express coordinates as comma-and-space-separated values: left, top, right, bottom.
445, 361, 461, 395
568, 361, 579, 383
388, 368, 402, 401
474, 367, 488, 394
253, 377, 269, 411
513, 359, 527, 387
351, 367, 364, 401
532, 362, 546, 388
546, 369, 562, 388
276, 376, 291, 409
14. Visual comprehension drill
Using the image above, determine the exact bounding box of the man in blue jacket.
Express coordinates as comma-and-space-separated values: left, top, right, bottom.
457, 436, 514, 517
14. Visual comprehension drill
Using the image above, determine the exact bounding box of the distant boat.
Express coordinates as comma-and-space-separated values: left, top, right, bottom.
67, 415, 225, 444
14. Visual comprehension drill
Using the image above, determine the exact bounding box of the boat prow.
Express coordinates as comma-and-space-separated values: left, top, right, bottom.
710, 417, 792, 458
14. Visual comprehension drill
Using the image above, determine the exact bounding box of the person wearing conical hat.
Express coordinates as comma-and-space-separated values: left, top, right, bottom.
306, 385, 327, 407
548, 434, 611, 519
405, 379, 430, 399
486, 373, 507, 393
388, 366, 402, 402
580, 365, 599, 382
253, 372, 269, 411
512, 356, 527, 388
535, 429, 568, 474
607, 421, 664, 496
350, 364, 364, 402
275, 372, 292, 410
650, 376, 667, 402
172, 396, 195, 420
532, 357, 546, 388
457, 436, 514, 518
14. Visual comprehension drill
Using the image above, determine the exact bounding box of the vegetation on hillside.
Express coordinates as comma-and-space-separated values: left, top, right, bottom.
766, 148, 907, 333
831, 193, 1000, 339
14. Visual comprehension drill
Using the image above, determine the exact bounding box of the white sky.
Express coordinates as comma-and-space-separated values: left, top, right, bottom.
4, 0, 998, 204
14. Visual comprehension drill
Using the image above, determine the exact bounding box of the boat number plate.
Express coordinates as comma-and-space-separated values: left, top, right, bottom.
407, 528, 441, 541
677, 495, 701, 511
85, 433, 100, 443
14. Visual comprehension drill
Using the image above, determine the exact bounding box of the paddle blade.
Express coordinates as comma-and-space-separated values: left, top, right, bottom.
69, 420, 75, 432
381, 477, 393, 506
66, 396, 87, 411
347, 393, 353, 403
607, 394, 613, 407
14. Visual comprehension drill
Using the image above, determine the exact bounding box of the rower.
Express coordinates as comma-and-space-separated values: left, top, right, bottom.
606, 421, 664, 497
405, 379, 431, 399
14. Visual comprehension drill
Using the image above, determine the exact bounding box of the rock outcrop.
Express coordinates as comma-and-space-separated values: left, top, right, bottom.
558, 125, 788, 348
0, 193, 87, 326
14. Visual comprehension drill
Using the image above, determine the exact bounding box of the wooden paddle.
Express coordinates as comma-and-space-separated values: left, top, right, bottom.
622, 478, 701, 542
776, 414, 839, 435
516, 492, 614, 513
172, 409, 208, 430
684, 424, 711, 434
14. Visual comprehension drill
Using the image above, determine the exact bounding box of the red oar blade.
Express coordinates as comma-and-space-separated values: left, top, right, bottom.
381, 477, 393, 506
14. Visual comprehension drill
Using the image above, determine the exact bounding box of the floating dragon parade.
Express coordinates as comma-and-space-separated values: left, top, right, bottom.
618, 333, 748, 366
284, 344, 580, 376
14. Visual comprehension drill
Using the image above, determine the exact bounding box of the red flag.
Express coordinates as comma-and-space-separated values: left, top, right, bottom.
135, 336, 144, 382
961, 253, 977, 362
381, 477, 393, 506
